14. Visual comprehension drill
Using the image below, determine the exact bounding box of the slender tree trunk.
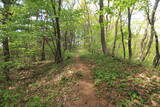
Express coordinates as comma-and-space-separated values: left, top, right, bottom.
140, 23, 148, 60
64, 31, 68, 51
45, 38, 55, 56
141, 30, 154, 61
51, 0, 63, 63
55, 17, 63, 63
112, 18, 119, 56
69, 32, 73, 50
153, 30, 160, 67
120, 15, 126, 59
127, 8, 132, 60
142, 0, 160, 65
84, 0, 92, 50
99, 0, 107, 54
105, 0, 110, 40
2, 37, 10, 80
41, 37, 46, 61
2, 37, 10, 62
69, 32, 75, 50
152, 0, 160, 67
2, 0, 12, 81
72, 32, 76, 48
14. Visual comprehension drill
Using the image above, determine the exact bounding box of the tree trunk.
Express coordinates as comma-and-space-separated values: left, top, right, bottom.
120, 15, 126, 59
2, 0, 12, 81
105, 0, 110, 40
152, 0, 160, 67
127, 8, 132, 60
141, 30, 154, 61
140, 23, 148, 61
99, 0, 107, 54
51, 0, 63, 64
112, 18, 119, 56
2, 37, 10, 81
41, 37, 46, 61
64, 31, 68, 51
2, 37, 10, 62
142, 0, 160, 66
55, 17, 63, 63
153, 30, 160, 67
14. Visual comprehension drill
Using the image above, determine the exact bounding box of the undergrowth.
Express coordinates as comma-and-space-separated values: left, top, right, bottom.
0, 56, 74, 107
81, 53, 160, 107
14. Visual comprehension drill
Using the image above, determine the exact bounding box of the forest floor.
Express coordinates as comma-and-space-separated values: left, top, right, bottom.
53, 53, 113, 107
1, 49, 160, 107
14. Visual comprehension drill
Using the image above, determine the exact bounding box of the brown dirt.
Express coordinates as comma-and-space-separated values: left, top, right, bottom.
58, 56, 114, 107
7, 52, 114, 106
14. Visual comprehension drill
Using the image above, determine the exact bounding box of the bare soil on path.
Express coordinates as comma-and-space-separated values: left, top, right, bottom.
58, 56, 113, 107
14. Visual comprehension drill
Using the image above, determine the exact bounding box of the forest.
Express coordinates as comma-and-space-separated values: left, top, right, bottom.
0, 0, 160, 107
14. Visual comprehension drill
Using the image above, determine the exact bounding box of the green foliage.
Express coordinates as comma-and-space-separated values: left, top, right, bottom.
64, 50, 76, 59
28, 96, 42, 107
0, 89, 20, 107
81, 52, 159, 106
116, 101, 129, 107
0, 61, 14, 70
81, 54, 129, 86
128, 90, 140, 100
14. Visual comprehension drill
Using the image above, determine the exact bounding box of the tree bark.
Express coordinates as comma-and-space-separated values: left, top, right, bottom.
140, 23, 148, 61
99, 0, 107, 55
120, 15, 126, 59
64, 31, 68, 51
112, 18, 119, 56
127, 8, 132, 60
141, 30, 154, 61
51, 0, 63, 63
153, 29, 160, 67
141, 0, 160, 67
2, 0, 12, 81
41, 37, 46, 61
55, 16, 63, 63
152, 0, 160, 67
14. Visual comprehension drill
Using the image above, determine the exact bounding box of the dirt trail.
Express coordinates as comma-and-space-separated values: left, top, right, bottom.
59, 55, 113, 107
